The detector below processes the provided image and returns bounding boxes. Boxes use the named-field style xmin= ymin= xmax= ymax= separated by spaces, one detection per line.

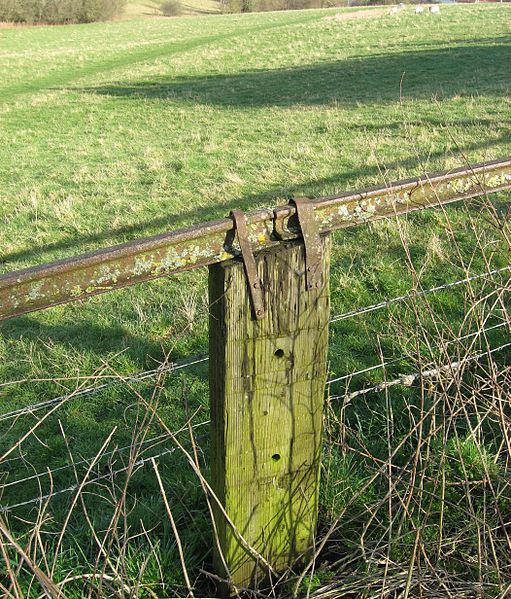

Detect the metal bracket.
xmin=290 ymin=198 xmax=323 ymax=290
xmin=273 ymin=208 xmax=296 ymax=241
xmin=230 ymin=210 xmax=265 ymax=320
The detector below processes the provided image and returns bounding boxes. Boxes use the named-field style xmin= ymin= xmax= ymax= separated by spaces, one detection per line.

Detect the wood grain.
xmin=209 ymin=237 xmax=331 ymax=592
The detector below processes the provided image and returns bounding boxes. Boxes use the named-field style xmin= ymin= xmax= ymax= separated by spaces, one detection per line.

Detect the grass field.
xmin=0 ymin=4 xmax=510 ymax=597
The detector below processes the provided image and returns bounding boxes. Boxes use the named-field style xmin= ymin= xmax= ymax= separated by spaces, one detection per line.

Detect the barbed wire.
xmin=4 ymin=321 xmax=507 ymax=490
xmin=329 ymin=340 xmax=511 ymax=403
xmin=0 ymin=266 xmax=508 ymax=427
xmin=0 ymin=420 xmax=211 ymax=490
xmin=329 ymin=265 xmax=511 ymax=323
xmin=0 ymin=355 xmax=208 ymax=423
xmin=0 ymin=372 xmax=188 ymax=391
xmin=0 ymin=430 xmax=210 ymax=514
xmin=4 ymin=338 xmax=509 ymax=514
xmin=2 ymin=333 xmax=509 ymax=511
xmin=326 ymin=320 xmax=509 ymax=386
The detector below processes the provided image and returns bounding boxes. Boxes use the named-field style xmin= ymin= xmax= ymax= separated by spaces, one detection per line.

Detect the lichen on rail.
xmin=0 ymin=158 xmax=510 ymax=321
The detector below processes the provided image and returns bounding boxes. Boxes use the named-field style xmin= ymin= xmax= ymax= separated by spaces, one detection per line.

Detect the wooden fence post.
xmin=209 ymin=235 xmax=331 ymax=593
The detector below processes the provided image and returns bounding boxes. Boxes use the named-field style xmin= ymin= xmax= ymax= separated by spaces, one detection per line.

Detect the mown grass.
xmin=0 ymin=4 xmax=510 ymax=596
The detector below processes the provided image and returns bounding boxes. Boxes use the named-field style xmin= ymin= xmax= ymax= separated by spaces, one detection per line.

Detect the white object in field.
xmin=388 ymin=6 xmax=400 ymax=14
xmin=415 ymin=5 xmax=424 ymax=13
xmin=430 ymin=5 xmax=440 ymax=13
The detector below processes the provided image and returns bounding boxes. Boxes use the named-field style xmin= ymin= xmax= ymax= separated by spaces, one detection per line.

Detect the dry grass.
xmin=1 ymin=185 xmax=510 ymax=597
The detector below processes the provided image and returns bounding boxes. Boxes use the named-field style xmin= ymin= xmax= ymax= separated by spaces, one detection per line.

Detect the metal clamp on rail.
xmin=230 ymin=209 xmax=265 ymax=320
xmin=275 ymin=198 xmax=323 ymax=291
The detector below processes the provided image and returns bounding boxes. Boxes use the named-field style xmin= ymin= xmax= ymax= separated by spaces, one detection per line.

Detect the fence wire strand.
xmin=1 ymin=420 xmax=211 ymax=490
xmin=329 ymin=265 xmax=511 ymax=323
xmin=330 ymin=340 xmax=511 ymax=403
xmin=326 ymin=320 xmax=509 ymax=386
xmin=0 ymin=427 xmax=210 ymax=514
xmin=0 ymin=355 xmax=208 ymax=423
xmin=0 ymin=265 xmax=508 ymax=425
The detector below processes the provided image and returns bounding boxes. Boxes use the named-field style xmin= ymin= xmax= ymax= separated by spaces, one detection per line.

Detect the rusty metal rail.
xmin=1 ymin=158 xmax=510 ymax=322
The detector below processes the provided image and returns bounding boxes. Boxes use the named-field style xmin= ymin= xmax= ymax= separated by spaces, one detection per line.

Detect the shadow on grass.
xmin=0 ymin=316 xmax=164 ymax=366
xmin=1 ymin=42 xmax=509 ymax=272
xmin=81 ymin=42 xmax=511 ymax=107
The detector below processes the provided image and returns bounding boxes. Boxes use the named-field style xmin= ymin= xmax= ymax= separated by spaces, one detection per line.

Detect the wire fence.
xmin=1 ymin=262 xmax=509 ymax=515
xmin=1 ymin=265 xmax=508 ymax=424
xmin=329 ymin=265 xmax=511 ymax=323
xmin=0 ymin=429 xmax=210 ymax=514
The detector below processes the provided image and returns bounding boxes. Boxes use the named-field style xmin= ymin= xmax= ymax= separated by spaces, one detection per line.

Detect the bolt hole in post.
xmin=272 ymin=454 xmax=281 ymax=462
xmin=274 ymin=349 xmax=285 ymax=358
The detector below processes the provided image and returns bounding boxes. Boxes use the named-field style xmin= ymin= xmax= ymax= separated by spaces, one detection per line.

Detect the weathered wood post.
xmin=209 ymin=206 xmax=331 ymax=593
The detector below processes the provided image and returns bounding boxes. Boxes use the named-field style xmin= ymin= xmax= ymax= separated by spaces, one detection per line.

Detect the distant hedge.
xmin=0 ymin=0 xmax=126 ymax=24
xmin=160 ymin=0 xmax=183 ymax=15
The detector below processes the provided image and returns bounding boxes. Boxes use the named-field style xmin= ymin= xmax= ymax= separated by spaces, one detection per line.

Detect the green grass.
xmin=0 ymin=4 xmax=510 ymax=596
